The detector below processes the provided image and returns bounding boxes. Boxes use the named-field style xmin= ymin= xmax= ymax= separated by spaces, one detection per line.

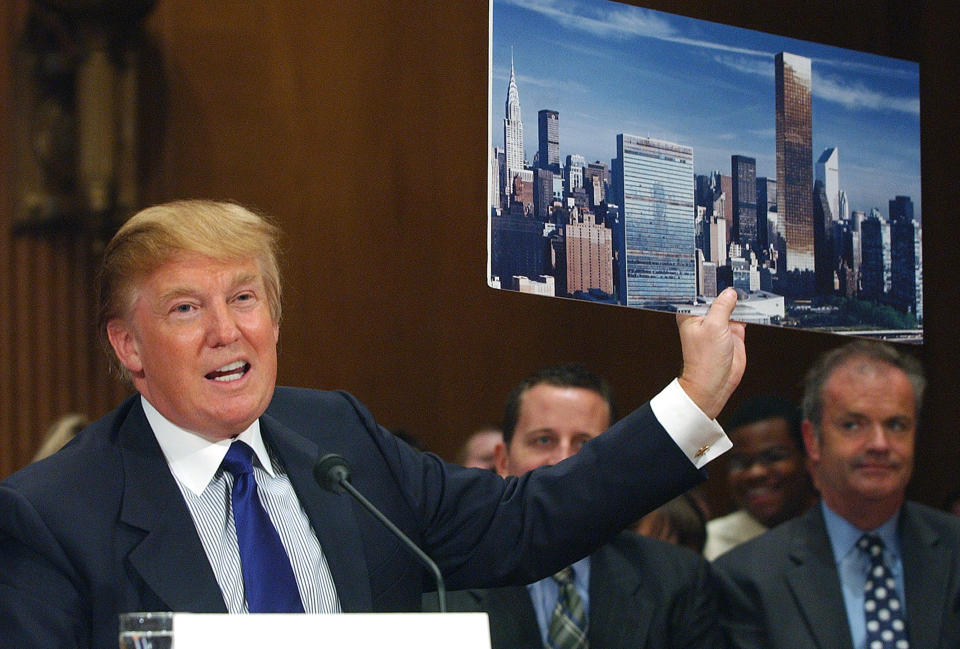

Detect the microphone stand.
xmin=314 ymin=454 xmax=447 ymax=613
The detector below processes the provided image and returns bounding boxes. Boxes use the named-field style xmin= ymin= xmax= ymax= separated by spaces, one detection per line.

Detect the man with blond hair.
xmin=0 ymin=199 xmax=746 ymax=649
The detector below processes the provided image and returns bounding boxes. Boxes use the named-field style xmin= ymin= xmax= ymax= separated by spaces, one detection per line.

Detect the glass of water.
xmin=118 ymin=611 xmax=173 ymax=649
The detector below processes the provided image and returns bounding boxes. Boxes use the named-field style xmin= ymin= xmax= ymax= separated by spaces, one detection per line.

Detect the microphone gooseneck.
xmin=313 ymin=453 xmax=447 ymax=613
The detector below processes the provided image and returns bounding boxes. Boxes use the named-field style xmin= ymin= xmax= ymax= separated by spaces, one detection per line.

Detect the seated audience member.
xmin=633 ymin=492 xmax=709 ymax=554
xmin=713 ymin=340 xmax=960 ymax=649
xmin=431 ymin=363 xmax=725 ymax=649
xmin=703 ymin=394 xmax=817 ymax=560
xmin=456 ymin=426 xmax=503 ymax=470
xmin=31 ymin=413 xmax=89 ymax=463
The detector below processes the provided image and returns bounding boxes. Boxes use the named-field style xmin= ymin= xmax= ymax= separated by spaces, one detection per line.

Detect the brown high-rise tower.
xmin=775 ymin=52 xmax=814 ymax=275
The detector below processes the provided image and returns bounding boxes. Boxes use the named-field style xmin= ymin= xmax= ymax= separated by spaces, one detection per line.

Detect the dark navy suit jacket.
xmin=0 ymin=387 xmax=704 ymax=649
xmin=430 ymin=532 xmax=726 ymax=649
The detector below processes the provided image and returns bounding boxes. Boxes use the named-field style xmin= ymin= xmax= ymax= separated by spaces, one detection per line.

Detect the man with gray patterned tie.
xmin=713 ymin=340 xmax=960 ymax=649
xmin=434 ymin=363 xmax=725 ymax=649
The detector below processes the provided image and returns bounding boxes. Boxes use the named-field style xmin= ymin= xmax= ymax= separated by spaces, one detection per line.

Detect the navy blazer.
xmin=0 ymin=387 xmax=704 ymax=649
xmin=713 ymin=501 xmax=960 ymax=649
xmin=432 ymin=532 xmax=726 ymax=649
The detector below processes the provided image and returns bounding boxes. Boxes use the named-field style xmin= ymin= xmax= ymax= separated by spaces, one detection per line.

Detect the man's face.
xmin=107 ymin=253 xmax=280 ymax=441
xmin=463 ymin=430 xmax=503 ymax=470
xmin=495 ymin=384 xmax=610 ymax=476
xmin=804 ymin=358 xmax=915 ymax=520
xmin=726 ymin=417 xmax=813 ymax=527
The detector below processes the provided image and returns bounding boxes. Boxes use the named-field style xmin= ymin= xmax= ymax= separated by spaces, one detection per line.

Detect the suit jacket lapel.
xmin=118 ymin=400 xmax=226 ymax=612
xmin=900 ymin=503 xmax=948 ymax=648
xmin=588 ymin=547 xmax=650 ymax=649
xmin=784 ymin=507 xmax=854 ymax=649
xmin=481 ymin=586 xmax=543 ymax=649
xmin=260 ymin=413 xmax=372 ymax=612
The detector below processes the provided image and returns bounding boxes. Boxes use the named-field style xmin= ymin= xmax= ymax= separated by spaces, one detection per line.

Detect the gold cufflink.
xmin=694 ymin=445 xmax=710 ymax=458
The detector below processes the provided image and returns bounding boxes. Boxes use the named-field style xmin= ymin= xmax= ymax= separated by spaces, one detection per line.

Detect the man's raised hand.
xmin=676 ymin=288 xmax=747 ymax=419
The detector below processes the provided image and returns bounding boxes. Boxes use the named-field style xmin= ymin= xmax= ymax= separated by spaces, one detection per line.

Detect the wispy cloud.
xmin=813 ymin=74 xmax=920 ymax=115
xmin=713 ymin=54 xmax=773 ymax=79
xmin=500 ymin=0 xmax=773 ymax=56
xmin=499 ymin=0 xmax=676 ymax=39
xmin=749 ymin=127 xmax=776 ymax=139
xmin=710 ymin=54 xmax=919 ymax=116
xmin=493 ymin=68 xmax=590 ymax=96
xmin=813 ymin=55 xmax=918 ymax=81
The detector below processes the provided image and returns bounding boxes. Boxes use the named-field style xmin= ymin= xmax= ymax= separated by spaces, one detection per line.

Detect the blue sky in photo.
xmin=490 ymin=0 xmax=922 ymax=218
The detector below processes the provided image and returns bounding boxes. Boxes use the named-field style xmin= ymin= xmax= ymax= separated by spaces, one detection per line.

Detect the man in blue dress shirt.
xmin=714 ymin=340 xmax=960 ymax=649
xmin=435 ymin=363 xmax=725 ymax=649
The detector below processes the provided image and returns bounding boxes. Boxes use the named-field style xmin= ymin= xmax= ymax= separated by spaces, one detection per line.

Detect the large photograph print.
xmin=487 ymin=0 xmax=923 ymax=343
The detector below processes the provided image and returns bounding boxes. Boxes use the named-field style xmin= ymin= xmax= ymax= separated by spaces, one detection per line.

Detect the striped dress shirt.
xmin=142 ymin=396 xmax=341 ymax=614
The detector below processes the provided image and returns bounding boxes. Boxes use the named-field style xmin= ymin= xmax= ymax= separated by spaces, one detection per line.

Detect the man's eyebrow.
xmin=885 ymin=414 xmax=914 ymax=423
xmin=156 ymin=286 xmax=199 ymax=304
xmin=231 ymin=271 xmax=260 ymax=286
xmin=155 ymin=272 xmax=261 ymax=304
xmin=521 ymin=427 xmax=555 ymax=436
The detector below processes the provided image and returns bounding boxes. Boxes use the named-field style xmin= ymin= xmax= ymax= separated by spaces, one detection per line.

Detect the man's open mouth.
xmin=205 ymin=361 xmax=250 ymax=382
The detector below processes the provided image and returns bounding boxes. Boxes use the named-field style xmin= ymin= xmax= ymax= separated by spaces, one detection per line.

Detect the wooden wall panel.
xmin=1 ymin=0 xmax=958 ymax=518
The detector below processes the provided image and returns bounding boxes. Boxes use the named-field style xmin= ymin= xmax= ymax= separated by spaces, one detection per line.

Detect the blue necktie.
xmin=858 ymin=534 xmax=909 ymax=649
xmin=221 ymin=441 xmax=304 ymax=613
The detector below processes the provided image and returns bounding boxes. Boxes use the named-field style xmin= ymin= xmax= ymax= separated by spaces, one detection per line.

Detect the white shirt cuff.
xmin=649 ymin=378 xmax=732 ymax=469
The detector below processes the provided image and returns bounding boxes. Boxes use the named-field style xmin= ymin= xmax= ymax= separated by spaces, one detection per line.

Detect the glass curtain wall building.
xmin=615 ymin=133 xmax=696 ymax=306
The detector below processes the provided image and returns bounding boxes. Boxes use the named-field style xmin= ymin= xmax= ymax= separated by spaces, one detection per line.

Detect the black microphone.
xmin=313 ymin=453 xmax=447 ymax=613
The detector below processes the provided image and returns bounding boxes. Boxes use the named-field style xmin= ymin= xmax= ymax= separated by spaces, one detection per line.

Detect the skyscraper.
xmin=731 ymin=155 xmax=758 ymax=253
xmin=913 ymin=223 xmax=923 ymax=324
xmin=538 ymin=109 xmax=560 ymax=173
xmin=503 ymin=53 xmax=524 ymax=195
xmin=813 ymin=179 xmax=835 ymax=295
xmin=775 ymin=52 xmax=814 ymax=279
xmin=560 ymin=217 xmax=614 ymax=297
xmin=860 ymin=215 xmax=884 ymax=301
xmin=889 ymin=195 xmax=914 ymax=224
xmin=533 ymin=167 xmax=554 ymax=219
xmin=583 ymin=162 xmax=609 ymax=205
xmin=564 ymin=154 xmax=586 ymax=195
xmin=889 ymin=195 xmax=919 ymax=316
xmin=490 ymin=212 xmax=549 ymax=288
xmin=615 ymin=133 xmax=696 ymax=306
xmin=490 ymin=147 xmax=502 ymax=211
xmin=720 ymin=174 xmax=734 ymax=253
xmin=756 ymin=176 xmax=777 ymax=252
xmin=816 ymin=147 xmax=840 ymax=223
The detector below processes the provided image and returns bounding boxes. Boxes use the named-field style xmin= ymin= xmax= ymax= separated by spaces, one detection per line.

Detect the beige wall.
xmin=1 ymin=0 xmax=957 ymax=515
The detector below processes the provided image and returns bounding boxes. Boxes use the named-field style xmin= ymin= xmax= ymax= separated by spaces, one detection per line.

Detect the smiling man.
xmin=703 ymin=395 xmax=817 ymax=560
xmin=714 ymin=340 xmax=960 ymax=649
xmin=0 ymin=200 xmax=746 ymax=649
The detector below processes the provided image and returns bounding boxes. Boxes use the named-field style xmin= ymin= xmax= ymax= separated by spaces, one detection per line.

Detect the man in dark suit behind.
xmin=432 ymin=364 xmax=725 ymax=649
xmin=713 ymin=340 xmax=960 ymax=649
xmin=0 ymin=200 xmax=745 ymax=649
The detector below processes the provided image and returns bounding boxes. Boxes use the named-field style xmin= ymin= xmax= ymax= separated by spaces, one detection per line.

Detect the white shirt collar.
xmin=140 ymin=395 xmax=275 ymax=496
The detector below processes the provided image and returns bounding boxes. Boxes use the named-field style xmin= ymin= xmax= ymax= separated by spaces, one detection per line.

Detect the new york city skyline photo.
xmin=487 ymin=0 xmax=923 ymax=341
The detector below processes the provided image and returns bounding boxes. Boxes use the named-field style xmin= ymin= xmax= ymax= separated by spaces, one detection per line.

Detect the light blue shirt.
xmin=527 ymin=556 xmax=591 ymax=645
xmin=822 ymin=502 xmax=905 ymax=649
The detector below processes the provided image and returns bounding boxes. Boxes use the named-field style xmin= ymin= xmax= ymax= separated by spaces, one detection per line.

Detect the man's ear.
xmin=106 ymin=320 xmax=144 ymax=375
xmin=493 ymin=441 xmax=510 ymax=478
xmin=801 ymin=420 xmax=820 ymax=463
